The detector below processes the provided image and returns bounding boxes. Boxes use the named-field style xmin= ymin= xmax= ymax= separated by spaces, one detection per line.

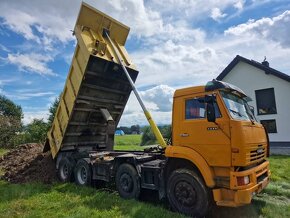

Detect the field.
xmin=114 ymin=135 xmax=144 ymax=150
xmin=0 ymin=135 xmax=289 ymax=217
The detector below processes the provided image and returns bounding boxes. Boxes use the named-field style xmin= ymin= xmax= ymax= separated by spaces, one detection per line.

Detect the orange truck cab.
xmin=166 ymin=79 xmax=270 ymax=207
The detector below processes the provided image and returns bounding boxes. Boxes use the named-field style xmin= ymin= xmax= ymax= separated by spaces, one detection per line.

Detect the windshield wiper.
xmin=230 ymin=109 xmax=255 ymax=124
xmin=245 ymin=110 xmax=255 ymax=124
xmin=229 ymin=109 xmax=243 ymax=117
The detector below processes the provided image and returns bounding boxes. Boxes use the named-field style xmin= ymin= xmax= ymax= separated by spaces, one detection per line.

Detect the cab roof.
xmin=174 ymin=80 xmax=250 ymax=99
xmin=174 ymin=85 xmax=205 ymax=98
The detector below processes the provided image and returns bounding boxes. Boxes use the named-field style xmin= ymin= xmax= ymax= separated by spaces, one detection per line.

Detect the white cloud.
xmin=145 ymin=0 xmax=243 ymax=21
xmin=92 ymin=0 xmax=163 ymax=37
xmin=234 ymin=0 xmax=245 ymax=10
xmin=140 ymin=85 xmax=175 ymax=112
xmin=22 ymin=110 xmax=49 ymax=125
xmin=7 ymin=53 xmax=55 ymax=76
xmin=5 ymin=90 xmax=54 ymax=100
xmin=211 ymin=8 xmax=227 ymax=21
xmin=0 ymin=44 xmax=10 ymax=52
xmin=0 ymin=0 xmax=77 ymax=46
xmin=119 ymin=85 xmax=175 ymax=126
xmin=225 ymin=10 xmax=290 ymax=48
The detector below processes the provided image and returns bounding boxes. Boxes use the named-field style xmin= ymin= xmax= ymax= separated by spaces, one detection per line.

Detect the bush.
xmin=0 ymin=95 xmax=23 ymax=148
xmin=18 ymin=119 xmax=49 ymax=144
xmin=0 ymin=116 xmax=22 ymax=148
xmin=141 ymin=125 xmax=172 ymax=146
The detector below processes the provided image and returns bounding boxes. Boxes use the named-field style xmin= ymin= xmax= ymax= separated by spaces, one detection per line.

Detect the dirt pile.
xmin=0 ymin=143 xmax=57 ymax=183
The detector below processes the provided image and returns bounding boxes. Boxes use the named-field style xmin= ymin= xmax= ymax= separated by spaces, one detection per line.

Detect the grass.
xmin=114 ymin=135 xmax=157 ymax=151
xmin=0 ymin=148 xmax=9 ymax=176
xmin=0 ymin=148 xmax=9 ymax=157
xmin=0 ymin=181 xmax=184 ymax=218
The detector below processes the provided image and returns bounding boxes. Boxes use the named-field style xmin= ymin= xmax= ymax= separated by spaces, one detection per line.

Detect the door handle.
xmin=180 ymin=133 xmax=189 ymax=137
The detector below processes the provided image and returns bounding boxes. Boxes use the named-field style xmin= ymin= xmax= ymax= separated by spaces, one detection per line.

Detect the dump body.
xmin=46 ymin=3 xmax=138 ymax=158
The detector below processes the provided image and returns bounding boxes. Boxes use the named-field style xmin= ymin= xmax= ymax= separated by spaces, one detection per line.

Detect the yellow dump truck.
xmin=45 ymin=3 xmax=270 ymax=217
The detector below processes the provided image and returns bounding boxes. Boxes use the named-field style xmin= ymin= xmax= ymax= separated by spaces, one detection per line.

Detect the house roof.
xmin=216 ymin=55 xmax=290 ymax=82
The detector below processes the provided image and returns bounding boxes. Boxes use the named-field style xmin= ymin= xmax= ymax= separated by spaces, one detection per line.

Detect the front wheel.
xmin=167 ymin=169 xmax=210 ymax=217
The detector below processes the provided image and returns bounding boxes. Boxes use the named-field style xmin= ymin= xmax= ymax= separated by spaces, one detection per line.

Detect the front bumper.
xmin=213 ymin=160 xmax=270 ymax=207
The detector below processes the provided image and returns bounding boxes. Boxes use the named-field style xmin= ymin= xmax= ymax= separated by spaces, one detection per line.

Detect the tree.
xmin=0 ymin=95 xmax=22 ymax=119
xmin=0 ymin=116 xmax=22 ymax=147
xmin=141 ymin=125 xmax=172 ymax=146
xmin=0 ymin=95 xmax=23 ymax=147
xmin=24 ymin=119 xmax=49 ymax=143
xmin=140 ymin=126 xmax=156 ymax=145
xmin=48 ymin=96 xmax=60 ymax=127
xmin=130 ymin=125 xmax=140 ymax=134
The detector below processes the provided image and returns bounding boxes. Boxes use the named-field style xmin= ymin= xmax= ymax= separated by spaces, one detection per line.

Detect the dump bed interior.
xmin=46 ymin=3 xmax=138 ymax=158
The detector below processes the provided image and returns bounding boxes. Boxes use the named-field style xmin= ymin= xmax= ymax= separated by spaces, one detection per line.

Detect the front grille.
xmin=246 ymin=144 xmax=266 ymax=164
xmin=257 ymin=171 xmax=268 ymax=183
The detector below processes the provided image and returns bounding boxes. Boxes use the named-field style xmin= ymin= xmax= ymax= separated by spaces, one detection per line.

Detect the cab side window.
xmin=185 ymin=97 xmax=221 ymax=120
xmin=185 ymin=98 xmax=205 ymax=119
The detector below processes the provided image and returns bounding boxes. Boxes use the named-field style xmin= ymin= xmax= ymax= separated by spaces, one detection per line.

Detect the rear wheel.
xmin=74 ymin=159 xmax=91 ymax=186
xmin=116 ymin=163 xmax=140 ymax=199
xmin=57 ymin=157 xmax=74 ymax=182
xmin=167 ymin=169 xmax=210 ymax=217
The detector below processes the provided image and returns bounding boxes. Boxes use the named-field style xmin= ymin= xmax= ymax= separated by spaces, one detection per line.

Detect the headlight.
xmin=237 ymin=176 xmax=250 ymax=186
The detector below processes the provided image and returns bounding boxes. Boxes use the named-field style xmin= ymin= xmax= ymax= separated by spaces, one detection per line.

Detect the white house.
xmin=217 ymin=55 xmax=290 ymax=148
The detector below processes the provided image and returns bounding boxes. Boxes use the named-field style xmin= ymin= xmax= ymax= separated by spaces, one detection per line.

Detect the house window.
xmin=260 ymin=119 xmax=277 ymax=133
xmin=255 ymin=88 xmax=277 ymax=115
xmin=185 ymin=97 xmax=221 ymax=120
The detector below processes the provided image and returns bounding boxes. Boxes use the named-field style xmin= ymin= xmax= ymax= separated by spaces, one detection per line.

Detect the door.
xmin=177 ymin=95 xmax=231 ymax=166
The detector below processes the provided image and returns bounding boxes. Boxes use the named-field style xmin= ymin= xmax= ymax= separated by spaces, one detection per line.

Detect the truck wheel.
xmin=167 ymin=169 xmax=209 ymax=217
xmin=74 ymin=159 xmax=91 ymax=186
xmin=116 ymin=163 xmax=140 ymax=199
xmin=57 ymin=157 xmax=74 ymax=182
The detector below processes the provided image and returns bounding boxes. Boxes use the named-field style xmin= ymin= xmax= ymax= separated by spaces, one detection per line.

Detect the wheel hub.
xmin=63 ymin=164 xmax=68 ymax=176
xmin=120 ymin=173 xmax=133 ymax=192
xmin=80 ymin=166 xmax=87 ymax=182
xmin=175 ymin=181 xmax=196 ymax=207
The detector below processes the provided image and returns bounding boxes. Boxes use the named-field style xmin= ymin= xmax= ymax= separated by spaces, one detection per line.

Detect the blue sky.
xmin=0 ymin=0 xmax=290 ymax=126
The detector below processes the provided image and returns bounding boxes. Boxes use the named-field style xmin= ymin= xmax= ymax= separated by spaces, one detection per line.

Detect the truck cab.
xmin=166 ymin=79 xmax=270 ymax=207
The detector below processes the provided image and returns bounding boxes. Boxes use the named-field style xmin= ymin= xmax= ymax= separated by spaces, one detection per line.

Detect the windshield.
xmin=220 ymin=91 xmax=256 ymax=122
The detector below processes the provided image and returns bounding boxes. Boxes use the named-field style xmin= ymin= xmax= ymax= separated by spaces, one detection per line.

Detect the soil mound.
xmin=0 ymin=143 xmax=57 ymax=184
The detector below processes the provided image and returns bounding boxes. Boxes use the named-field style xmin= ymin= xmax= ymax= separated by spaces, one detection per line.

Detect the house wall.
xmin=221 ymin=62 xmax=290 ymax=144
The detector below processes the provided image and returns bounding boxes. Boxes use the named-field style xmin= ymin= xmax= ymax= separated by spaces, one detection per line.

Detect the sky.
xmin=0 ymin=0 xmax=290 ymax=126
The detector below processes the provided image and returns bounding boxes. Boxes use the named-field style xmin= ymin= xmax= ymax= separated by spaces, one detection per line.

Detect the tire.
xmin=74 ymin=159 xmax=92 ymax=186
xmin=116 ymin=163 xmax=140 ymax=199
xmin=167 ymin=169 xmax=210 ymax=217
xmin=57 ymin=157 xmax=74 ymax=182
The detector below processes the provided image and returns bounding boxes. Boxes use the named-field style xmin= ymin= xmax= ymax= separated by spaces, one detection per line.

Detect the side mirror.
xmin=206 ymin=102 xmax=216 ymax=123
xmin=205 ymin=95 xmax=216 ymax=123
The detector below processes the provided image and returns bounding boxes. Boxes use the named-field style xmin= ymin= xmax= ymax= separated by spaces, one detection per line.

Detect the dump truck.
xmin=45 ymin=3 xmax=270 ymax=217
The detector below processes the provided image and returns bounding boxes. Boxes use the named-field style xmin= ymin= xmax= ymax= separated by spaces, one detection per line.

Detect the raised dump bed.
xmin=45 ymin=3 xmax=138 ymax=158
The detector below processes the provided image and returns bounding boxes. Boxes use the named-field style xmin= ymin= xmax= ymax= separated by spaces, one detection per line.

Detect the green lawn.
xmin=0 ymin=180 xmax=185 ymax=218
xmin=114 ymin=134 xmax=157 ymax=151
